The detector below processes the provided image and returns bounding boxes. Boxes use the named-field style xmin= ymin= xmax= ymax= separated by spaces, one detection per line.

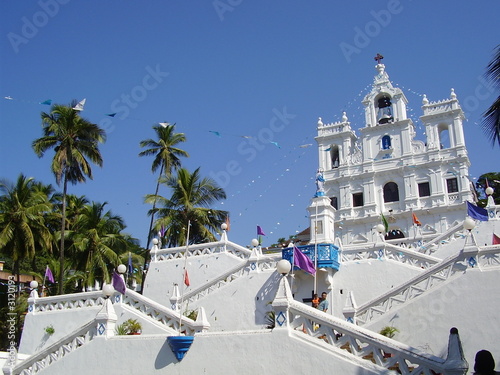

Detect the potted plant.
xmin=123 ymin=319 xmax=142 ymax=335
xmin=379 ymin=325 xmax=399 ymax=338
xmin=45 ymin=325 xmax=55 ymax=335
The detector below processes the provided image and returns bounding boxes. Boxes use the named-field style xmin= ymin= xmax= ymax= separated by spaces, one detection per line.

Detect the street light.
xmin=221 ymin=223 xmax=228 ymax=231
xmin=251 ymin=238 xmax=259 ymax=247
xmin=102 ymin=284 xmax=115 ymax=298
xmin=117 ymin=264 xmax=127 ymax=275
xmin=376 ymin=224 xmax=385 ymax=234
xmin=463 ymin=217 xmax=475 ymax=231
xmin=276 ymin=259 xmax=291 ymax=275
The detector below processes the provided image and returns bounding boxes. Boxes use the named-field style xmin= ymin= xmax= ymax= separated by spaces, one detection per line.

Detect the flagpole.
xmin=178 ymin=220 xmax=191 ymax=335
xmin=42 ymin=265 xmax=48 ymax=297
xmin=314 ymin=203 xmax=318 ymax=295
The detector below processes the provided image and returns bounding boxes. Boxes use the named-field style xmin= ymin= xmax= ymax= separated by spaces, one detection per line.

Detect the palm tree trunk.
xmin=140 ymin=163 xmax=163 ymax=294
xmin=58 ymin=174 xmax=68 ymax=295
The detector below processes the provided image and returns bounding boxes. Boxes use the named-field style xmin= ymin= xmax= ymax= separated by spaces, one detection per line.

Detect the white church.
xmin=3 ymin=59 xmax=500 ymax=374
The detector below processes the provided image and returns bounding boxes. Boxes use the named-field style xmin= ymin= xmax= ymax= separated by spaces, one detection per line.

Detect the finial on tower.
xmin=374 ymin=53 xmax=384 ymax=64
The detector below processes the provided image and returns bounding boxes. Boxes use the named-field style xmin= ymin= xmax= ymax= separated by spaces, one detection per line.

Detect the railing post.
xmin=442 ymin=327 xmax=468 ymax=375
xmin=272 ymin=275 xmax=293 ymax=330
xmin=95 ymin=297 xmax=117 ymax=338
xmin=342 ymin=291 xmax=357 ymax=324
xmin=192 ymin=307 xmax=211 ymax=332
xmin=249 ymin=247 xmax=261 ymax=273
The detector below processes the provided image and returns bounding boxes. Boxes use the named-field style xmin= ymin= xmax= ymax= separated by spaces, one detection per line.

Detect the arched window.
xmin=383 ymin=182 xmax=399 ymax=202
xmin=438 ymin=124 xmax=450 ymax=149
xmin=330 ymin=145 xmax=340 ymax=169
xmin=381 ymin=135 xmax=392 ymax=150
xmin=376 ymin=94 xmax=393 ymax=124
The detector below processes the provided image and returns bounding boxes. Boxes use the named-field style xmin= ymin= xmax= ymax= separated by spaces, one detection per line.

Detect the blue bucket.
xmin=167 ymin=336 xmax=194 ymax=361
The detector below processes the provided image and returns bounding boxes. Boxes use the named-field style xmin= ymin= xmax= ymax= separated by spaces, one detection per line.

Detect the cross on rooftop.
xmin=374 ymin=53 xmax=384 ymax=64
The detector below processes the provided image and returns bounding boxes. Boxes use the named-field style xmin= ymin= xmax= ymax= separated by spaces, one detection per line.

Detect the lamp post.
xmin=102 ymin=284 xmax=115 ymax=299
xmin=463 ymin=217 xmax=476 ymax=247
xmin=276 ymin=259 xmax=291 ymax=276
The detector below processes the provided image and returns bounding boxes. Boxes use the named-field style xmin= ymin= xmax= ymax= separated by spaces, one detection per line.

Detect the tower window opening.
xmin=330 ymin=197 xmax=338 ymax=210
xmin=330 ymin=145 xmax=340 ymax=169
xmin=353 ymin=192 xmax=364 ymax=207
xmin=383 ymin=182 xmax=399 ymax=202
xmin=446 ymin=178 xmax=458 ymax=193
xmin=418 ymin=182 xmax=431 ymax=197
xmin=438 ymin=124 xmax=450 ymax=149
xmin=381 ymin=135 xmax=392 ymax=150
xmin=376 ymin=94 xmax=393 ymax=124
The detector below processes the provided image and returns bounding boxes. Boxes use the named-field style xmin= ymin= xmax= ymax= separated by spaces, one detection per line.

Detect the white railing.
xmin=152 ymin=240 xmax=252 ymax=262
xmin=285 ymin=300 xmax=464 ymax=374
xmin=122 ymin=289 xmax=203 ymax=335
xmin=354 ymin=249 xmax=469 ymax=326
xmin=5 ymin=321 xmax=96 ymax=375
xmin=172 ymin=255 xmax=280 ymax=305
xmin=340 ymin=243 xmax=441 ymax=270
xmin=28 ymin=291 xmax=106 ymax=313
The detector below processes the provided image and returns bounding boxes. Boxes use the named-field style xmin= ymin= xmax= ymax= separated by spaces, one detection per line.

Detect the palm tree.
xmin=145 ymin=167 xmax=227 ymax=247
xmin=0 ymin=175 xmax=53 ymax=294
xmin=139 ymin=123 xmax=188 ymax=292
xmin=32 ymin=102 xmax=106 ymax=294
xmin=139 ymin=123 xmax=188 ymax=247
xmin=67 ymin=201 xmax=129 ymax=290
xmin=481 ymin=45 xmax=500 ymax=147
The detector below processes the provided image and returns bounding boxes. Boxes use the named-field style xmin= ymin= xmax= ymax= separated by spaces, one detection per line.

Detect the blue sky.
xmin=1 ymin=1 xmax=499 ymax=249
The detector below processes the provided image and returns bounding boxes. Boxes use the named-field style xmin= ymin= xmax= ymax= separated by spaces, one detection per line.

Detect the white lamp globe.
xmin=102 ymin=284 xmax=115 ymax=297
xmin=463 ymin=217 xmax=475 ymax=231
xmin=276 ymin=259 xmax=292 ymax=275
xmin=221 ymin=223 xmax=228 ymax=230
xmin=251 ymin=238 xmax=259 ymax=247
xmin=30 ymin=280 xmax=38 ymax=289
xmin=376 ymin=224 xmax=385 ymax=233
xmin=485 ymin=186 xmax=494 ymax=196
xmin=117 ymin=264 xmax=127 ymax=274
xmin=152 ymin=238 xmax=159 ymax=245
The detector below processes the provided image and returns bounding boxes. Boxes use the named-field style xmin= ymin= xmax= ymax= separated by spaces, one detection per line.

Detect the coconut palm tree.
xmin=0 ymin=175 xmax=53 ymax=294
xmin=139 ymin=123 xmax=188 ymax=247
xmin=67 ymin=201 xmax=130 ymax=290
xmin=145 ymin=167 xmax=227 ymax=247
xmin=32 ymin=102 xmax=106 ymax=294
xmin=481 ymin=45 xmax=500 ymax=147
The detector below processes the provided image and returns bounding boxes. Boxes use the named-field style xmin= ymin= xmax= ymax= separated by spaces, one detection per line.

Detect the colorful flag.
xmin=412 ymin=213 xmax=422 ymax=226
xmin=466 ymin=201 xmax=488 ymax=221
xmin=45 ymin=266 xmax=55 ymax=283
xmin=184 ymin=269 xmax=190 ymax=287
xmin=225 ymin=216 xmax=230 ymax=231
xmin=112 ymin=271 xmax=126 ymax=294
xmin=381 ymin=214 xmax=389 ymax=232
xmin=257 ymin=226 xmax=266 ymax=236
xmin=293 ymin=246 xmax=316 ymax=274
xmin=493 ymin=234 xmax=500 ymax=245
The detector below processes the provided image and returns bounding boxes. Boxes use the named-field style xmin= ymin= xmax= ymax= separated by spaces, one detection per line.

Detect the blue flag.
xmin=467 ymin=201 xmax=488 ymax=221
xmin=128 ymin=252 xmax=133 ymax=274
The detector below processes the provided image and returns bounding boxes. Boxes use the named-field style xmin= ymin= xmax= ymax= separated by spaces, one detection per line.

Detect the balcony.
xmin=282 ymin=244 xmax=340 ymax=271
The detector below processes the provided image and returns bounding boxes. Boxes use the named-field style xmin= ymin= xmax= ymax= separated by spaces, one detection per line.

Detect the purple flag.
xmin=467 ymin=201 xmax=488 ymax=221
xmin=257 ymin=226 xmax=266 ymax=236
xmin=45 ymin=266 xmax=55 ymax=283
xmin=112 ymin=271 xmax=126 ymax=294
xmin=293 ymin=246 xmax=316 ymax=274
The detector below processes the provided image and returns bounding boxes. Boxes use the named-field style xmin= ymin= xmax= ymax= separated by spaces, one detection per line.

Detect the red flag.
xmin=412 ymin=213 xmax=422 ymax=226
xmin=493 ymin=234 xmax=500 ymax=245
xmin=184 ymin=269 xmax=190 ymax=286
